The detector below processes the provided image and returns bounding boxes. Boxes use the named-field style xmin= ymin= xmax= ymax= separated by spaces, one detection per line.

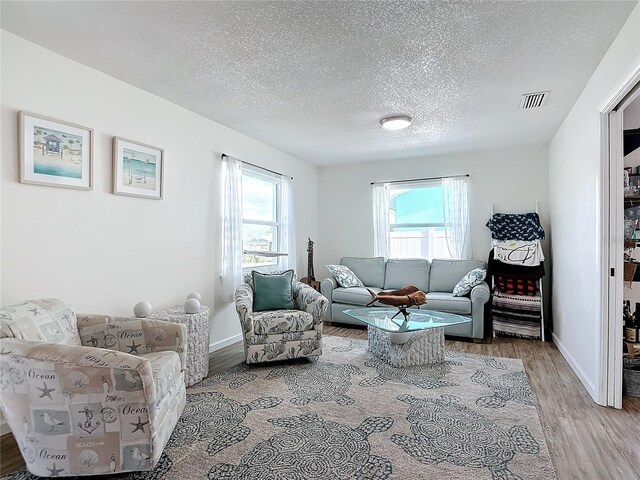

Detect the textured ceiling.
xmin=1 ymin=1 xmax=636 ymax=166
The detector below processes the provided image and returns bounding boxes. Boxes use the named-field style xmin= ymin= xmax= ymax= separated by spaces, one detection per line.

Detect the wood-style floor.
xmin=1 ymin=325 xmax=639 ymax=479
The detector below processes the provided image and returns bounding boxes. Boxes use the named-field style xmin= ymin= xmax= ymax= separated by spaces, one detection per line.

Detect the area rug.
xmin=3 ymin=335 xmax=556 ymax=479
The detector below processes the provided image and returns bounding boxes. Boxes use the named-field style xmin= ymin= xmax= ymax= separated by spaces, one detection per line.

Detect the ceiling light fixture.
xmin=380 ymin=115 xmax=412 ymax=130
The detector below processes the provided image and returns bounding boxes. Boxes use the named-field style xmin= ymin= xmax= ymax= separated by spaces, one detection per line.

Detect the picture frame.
xmin=113 ymin=137 xmax=164 ymax=200
xmin=19 ymin=111 xmax=93 ymax=190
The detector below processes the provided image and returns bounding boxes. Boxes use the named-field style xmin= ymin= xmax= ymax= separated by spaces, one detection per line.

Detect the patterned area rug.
xmin=4 ymin=336 xmax=556 ymax=479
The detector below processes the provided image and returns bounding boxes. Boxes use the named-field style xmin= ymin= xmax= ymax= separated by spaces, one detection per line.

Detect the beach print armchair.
xmin=0 ymin=298 xmax=187 ymax=477
xmin=235 ymin=280 xmax=328 ymax=363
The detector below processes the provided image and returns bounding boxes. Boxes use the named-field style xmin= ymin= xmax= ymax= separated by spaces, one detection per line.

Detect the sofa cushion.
xmin=429 ymin=259 xmax=486 ymax=293
xmin=341 ymin=257 xmax=385 ymax=288
xmin=422 ymin=292 xmax=472 ymax=315
xmin=253 ymin=310 xmax=314 ymax=335
xmin=0 ymin=298 xmax=81 ymax=346
xmin=384 ymin=258 xmax=430 ymax=292
xmin=332 ymin=287 xmax=382 ymax=306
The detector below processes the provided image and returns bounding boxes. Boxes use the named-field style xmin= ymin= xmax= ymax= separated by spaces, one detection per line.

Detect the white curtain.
xmin=442 ymin=176 xmax=471 ymax=259
xmin=372 ymin=182 xmax=390 ymax=258
xmin=220 ymin=155 xmax=243 ymax=302
xmin=278 ymin=176 xmax=297 ymax=272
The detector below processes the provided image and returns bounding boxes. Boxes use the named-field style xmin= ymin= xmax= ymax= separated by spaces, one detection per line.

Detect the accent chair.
xmin=234 ymin=280 xmax=328 ymax=363
xmin=0 ymin=298 xmax=186 ymax=477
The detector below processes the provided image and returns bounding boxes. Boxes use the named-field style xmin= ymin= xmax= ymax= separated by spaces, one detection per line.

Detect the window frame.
xmin=241 ymin=166 xmax=283 ymax=270
xmin=387 ymin=179 xmax=450 ymax=260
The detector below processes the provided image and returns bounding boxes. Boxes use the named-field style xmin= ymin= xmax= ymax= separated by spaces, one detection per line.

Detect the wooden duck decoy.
xmin=376 ymin=285 xmax=420 ymax=297
xmin=364 ymin=285 xmax=427 ymax=322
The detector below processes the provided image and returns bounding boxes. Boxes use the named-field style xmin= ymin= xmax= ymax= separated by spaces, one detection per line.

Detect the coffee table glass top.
xmin=343 ymin=308 xmax=471 ymax=333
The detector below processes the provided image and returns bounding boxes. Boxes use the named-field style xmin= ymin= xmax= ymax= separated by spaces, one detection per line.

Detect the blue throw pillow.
xmin=252 ymin=269 xmax=295 ymax=312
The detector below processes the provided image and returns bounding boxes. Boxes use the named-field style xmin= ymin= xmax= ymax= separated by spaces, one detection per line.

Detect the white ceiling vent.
xmin=519 ymin=91 xmax=549 ymax=110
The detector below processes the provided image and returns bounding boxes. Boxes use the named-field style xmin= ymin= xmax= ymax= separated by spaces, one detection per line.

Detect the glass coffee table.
xmin=343 ymin=308 xmax=471 ymax=367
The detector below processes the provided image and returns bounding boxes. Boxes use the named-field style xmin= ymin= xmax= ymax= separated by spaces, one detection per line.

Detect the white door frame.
xmin=599 ymin=64 xmax=640 ymax=408
xmin=604 ymin=108 xmax=623 ymax=408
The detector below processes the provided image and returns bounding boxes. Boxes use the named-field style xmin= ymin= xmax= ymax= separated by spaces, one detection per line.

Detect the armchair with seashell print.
xmin=0 ymin=299 xmax=186 ymax=477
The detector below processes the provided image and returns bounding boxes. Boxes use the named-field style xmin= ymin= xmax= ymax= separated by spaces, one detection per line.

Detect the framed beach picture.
xmin=19 ymin=112 xmax=93 ymax=189
xmin=113 ymin=137 xmax=164 ymax=199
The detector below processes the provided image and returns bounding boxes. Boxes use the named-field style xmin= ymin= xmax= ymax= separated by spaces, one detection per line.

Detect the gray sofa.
xmin=320 ymin=257 xmax=490 ymax=340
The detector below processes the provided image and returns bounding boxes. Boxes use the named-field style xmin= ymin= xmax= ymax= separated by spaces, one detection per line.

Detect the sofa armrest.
xmin=470 ymin=282 xmax=491 ymax=339
xmin=470 ymin=282 xmax=491 ymax=305
xmin=320 ymin=277 xmax=337 ymax=302
xmin=76 ymin=314 xmax=187 ymax=370
xmin=235 ymin=283 xmax=255 ymax=337
xmin=0 ymin=338 xmax=157 ymax=476
xmin=293 ymin=281 xmax=329 ymax=327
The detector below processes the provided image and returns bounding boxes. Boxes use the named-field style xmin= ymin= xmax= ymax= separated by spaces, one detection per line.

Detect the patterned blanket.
xmin=491 ymin=288 xmax=542 ymax=339
xmin=493 ymin=239 xmax=544 ymax=266
xmin=486 ymin=213 xmax=545 ymax=241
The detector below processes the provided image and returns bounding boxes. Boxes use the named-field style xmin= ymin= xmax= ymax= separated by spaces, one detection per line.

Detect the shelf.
xmin=624 ymin=197 xmax=640 ymax=209
xmin=623 ymin=261 xmax=640 ymax=282
xmin=243 ymin=250 xmax=288 ymax=257
xmin=625 ymin=341 xmax=640 ymax=359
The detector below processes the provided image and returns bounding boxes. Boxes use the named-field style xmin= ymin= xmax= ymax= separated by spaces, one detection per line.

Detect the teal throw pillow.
xmin=252 ymin=269 xmax=295 ymax=312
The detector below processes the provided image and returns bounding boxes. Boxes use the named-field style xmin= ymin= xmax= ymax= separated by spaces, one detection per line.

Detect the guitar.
xmin=300 ymin=238 xmax=320 ymax=291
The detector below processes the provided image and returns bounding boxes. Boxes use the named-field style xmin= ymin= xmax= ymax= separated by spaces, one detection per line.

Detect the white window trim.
xmin=390 ymin=222 xmax=445 ymax=229
xmin=388 ymin=178 xmax=445 ymax=232
xmin=387 ymin=179 xmax=450 ymax=260
xmin=241 ymin=166 xmax=284 ymax=270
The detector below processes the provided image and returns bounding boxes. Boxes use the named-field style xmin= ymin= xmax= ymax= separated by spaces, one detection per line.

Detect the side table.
xmin=151 ymin=305 xmax=211 ymax=386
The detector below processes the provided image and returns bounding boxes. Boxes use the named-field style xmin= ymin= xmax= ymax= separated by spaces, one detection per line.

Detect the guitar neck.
xmin=307 ymin=251 xmax=315 ymax=280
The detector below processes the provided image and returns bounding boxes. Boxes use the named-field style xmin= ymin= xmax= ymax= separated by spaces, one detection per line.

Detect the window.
xmin=241 ymin=168 xmax=282 ymax=268
xmin=388 ymin=180 xmax=451 ymax=260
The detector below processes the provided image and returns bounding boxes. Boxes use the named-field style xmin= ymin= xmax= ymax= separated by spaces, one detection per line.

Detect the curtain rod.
xmin=221 ymin=153 xmax=293 ymax=180
xmin=370 ymin=174 xmax=469 ymax=185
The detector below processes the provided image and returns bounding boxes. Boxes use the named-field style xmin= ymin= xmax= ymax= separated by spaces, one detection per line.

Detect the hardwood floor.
xmin=1 ymin=325 xmax=639 ymax=479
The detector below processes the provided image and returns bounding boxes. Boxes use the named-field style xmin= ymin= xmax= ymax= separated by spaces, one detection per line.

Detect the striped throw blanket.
xmin=492 ymin=288 xmax=542 ymax=339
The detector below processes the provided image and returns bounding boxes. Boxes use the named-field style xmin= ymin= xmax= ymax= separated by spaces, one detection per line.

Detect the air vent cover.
xmin=519 ymin=91 xmax=549 ymax=109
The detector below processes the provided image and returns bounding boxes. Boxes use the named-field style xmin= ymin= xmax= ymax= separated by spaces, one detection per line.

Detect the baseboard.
xmin=552 ymin=332 xmax=599 ymax=402
xmin=1 ymin=421 xmax=11 ymax=436
xmin=209 ymin=334 xmax=242 ymax=353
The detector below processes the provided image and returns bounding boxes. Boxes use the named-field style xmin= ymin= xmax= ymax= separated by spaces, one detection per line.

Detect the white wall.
xmin=624 ymin=94 xmax=640 ymax=168
xmin=316 ymin=144 xmax=550 ymax=277
xmin=624 ymin=93 xmax=640 ymax=129
xmin=548 ymin=5 xmax=640 ymax=403
xmin=0 ymin=31 xmax=318 ymax=349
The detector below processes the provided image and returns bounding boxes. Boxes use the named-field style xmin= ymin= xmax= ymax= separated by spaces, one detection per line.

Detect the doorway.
xmin=604 ymin=74 xmax=640 ymax=409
